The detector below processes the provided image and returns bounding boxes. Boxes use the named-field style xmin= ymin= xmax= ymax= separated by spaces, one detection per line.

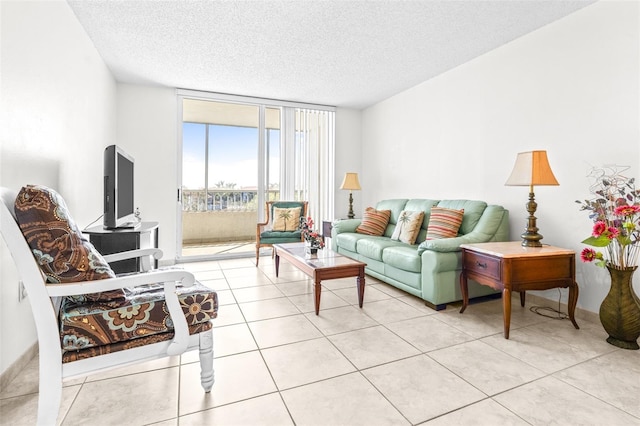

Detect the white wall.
xmin=334 ymin=108 xmax=363 ymax=220
xmin=362 ymin=1 xmax=639 ymax=314
xmin=116 ymin=85 xmax=179 ymax=262
xmin=0 ymin=0 xmax=117 ymax=375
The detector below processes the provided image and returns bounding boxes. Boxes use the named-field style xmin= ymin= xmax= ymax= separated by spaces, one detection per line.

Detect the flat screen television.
xmin=103 ymin=145 xmax=137 ymax=229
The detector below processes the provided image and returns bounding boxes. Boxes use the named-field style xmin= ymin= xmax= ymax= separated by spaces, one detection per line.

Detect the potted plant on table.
xmin=577 ymin=165 xmax=640 ymax=349
xmin=300 ymin=216 xmax=325 ymax=256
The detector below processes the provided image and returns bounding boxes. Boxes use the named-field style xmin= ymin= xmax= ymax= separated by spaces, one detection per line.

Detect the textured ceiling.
xmin=67 ymin=0 xmax=595 ymax=109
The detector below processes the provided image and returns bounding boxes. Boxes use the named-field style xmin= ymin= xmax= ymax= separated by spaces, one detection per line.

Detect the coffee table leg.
xmin=357 ymin=269 xmax=365 ymax=308
xmin=314 ymin=277 xmax=321 ymax=315
xmin=275 ymin=252 xmax=280 ymax=277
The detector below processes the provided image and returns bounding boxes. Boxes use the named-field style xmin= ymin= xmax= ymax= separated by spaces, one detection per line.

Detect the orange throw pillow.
xmin=426 ymin=207 xmax=464 ymax=239
xmin=356 ymin=207 xmax=391 ymax=236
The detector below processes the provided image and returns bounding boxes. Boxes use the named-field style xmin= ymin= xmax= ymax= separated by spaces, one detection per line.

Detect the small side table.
xmin=322 ymin=220 xmax=333 ymax=241
xmin=459 ymin=241 xmax=580 ymax=339
xmin=84 ymin=222 xmax=159 ymax=274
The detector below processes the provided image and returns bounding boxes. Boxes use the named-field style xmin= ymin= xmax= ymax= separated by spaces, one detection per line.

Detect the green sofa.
xmin=331 ymin=199 xmax=509 ymax=310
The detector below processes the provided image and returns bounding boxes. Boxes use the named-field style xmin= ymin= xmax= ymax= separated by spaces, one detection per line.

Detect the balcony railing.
xmin=182 ymin=189 xmax=280 ymax=245
xmin=182 ymin=189 xmax=264 ymax=212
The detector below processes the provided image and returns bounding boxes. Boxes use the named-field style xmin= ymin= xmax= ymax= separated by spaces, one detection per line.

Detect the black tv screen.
xmin=104 ymin=145 xmax=136 ymax=229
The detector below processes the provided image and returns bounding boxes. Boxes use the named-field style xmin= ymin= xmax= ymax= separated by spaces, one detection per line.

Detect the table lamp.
xmin=340 ymin=172 xmax=361 ymax=219
xmin=505 ymin=150 xmax=559 ymax=247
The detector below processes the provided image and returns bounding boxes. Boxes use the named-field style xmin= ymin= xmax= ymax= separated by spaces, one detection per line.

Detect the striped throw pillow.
xmin=426 ymin=207 xmax=464 ymax=239
xmin=356 ymin=207 xmax=391 ymax=236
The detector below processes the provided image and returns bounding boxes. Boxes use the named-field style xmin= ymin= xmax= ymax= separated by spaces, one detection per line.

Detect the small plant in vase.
xmin=576 ymin=165 xmax=640 ymax=349
xmin=300 ymin=216 xmax=325 ymax=255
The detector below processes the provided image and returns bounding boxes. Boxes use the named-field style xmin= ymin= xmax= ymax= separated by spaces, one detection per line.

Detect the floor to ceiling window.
xmin=177 ymin=91 xmax=335 ymax=260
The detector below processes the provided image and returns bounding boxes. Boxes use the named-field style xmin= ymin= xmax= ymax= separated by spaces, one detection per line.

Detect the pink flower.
xmin=592 ymin=221 xmax=607 ymax=237
xmin=614 ymin=204 xmax=640 ymax=217
xmin=607 ymin=227 xmax=620 ymax=239
xmin=580 ymin=248 xmax=597 ymax=262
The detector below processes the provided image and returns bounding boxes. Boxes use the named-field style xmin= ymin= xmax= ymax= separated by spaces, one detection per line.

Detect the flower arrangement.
xmin=576 ymin=165 xmax=640 ymax=269
xmin=300 ymin=216 xmax=325 ymax=249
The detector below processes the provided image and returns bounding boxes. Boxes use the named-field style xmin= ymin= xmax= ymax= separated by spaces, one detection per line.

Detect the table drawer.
xmin=463 ymin=251 xmax=501 ymax=281
xmin=511 ymin=256 xmax=572 ymax=282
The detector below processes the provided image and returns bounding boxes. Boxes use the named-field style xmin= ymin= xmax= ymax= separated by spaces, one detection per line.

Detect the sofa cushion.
xmin=272 ymin=207 xmax=301 ymax=231
xmin=426 ymin=207 xmax=464 ymax=239
xmin=391 ymin=210 xmax=424 ymax=244
xmin=382 ymin=246 xmax=422 ymax=273
xmin=356 ymin=207 xmax=391 ymax=236
xmin=14 ymin=185 xmax=122 ymax=302
xmin=356 ymin=237 xmax=405 ymax=261
xmin=334 ymin=232 xmax=370 ymax=252
xmin=437 ymin=200 xmax=487 ymax=234
xmin=259 ymin=230 xmax=302 ymax=244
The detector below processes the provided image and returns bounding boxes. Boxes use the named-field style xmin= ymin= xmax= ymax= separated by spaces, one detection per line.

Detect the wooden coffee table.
xmin=273 ymin=242 xmax=367 ymax=315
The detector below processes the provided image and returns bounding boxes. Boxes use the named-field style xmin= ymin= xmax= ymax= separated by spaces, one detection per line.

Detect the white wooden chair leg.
xmin=198 ymin=329 xmax=214 ymax=392
xmin=37 ymin=357 xmax=62 ymax=425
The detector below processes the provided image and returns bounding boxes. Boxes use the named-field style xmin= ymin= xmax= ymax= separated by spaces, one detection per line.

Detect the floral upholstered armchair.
xmin=0 ymin=185 xmax=218 ymax=425
xmin=255 ymin=200 xmax=308 ymax=266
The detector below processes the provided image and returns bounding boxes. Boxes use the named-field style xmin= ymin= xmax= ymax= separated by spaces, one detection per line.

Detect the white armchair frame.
xmin=0 ymin=188 xmax=214 ymax=425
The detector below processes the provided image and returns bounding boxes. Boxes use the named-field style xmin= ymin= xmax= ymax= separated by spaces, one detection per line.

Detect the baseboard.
xmin=0 ymin=342 xmax=38 ymax=393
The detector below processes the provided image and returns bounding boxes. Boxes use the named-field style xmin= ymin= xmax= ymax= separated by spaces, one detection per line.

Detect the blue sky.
xmin=182 ymin=123 xmax=279 ymax=189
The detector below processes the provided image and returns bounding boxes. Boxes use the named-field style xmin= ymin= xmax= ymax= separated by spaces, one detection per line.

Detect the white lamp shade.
xmin=340 ymin=173 xmax=361 ymax=191
xmin=505 ymin=151 xmax=559 ymax=187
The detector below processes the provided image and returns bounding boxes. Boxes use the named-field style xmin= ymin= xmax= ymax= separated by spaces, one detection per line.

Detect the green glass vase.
xmin=599 ymin=265 xmax=640 ymax=350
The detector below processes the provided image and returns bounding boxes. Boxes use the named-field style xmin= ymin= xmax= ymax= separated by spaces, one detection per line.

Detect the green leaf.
xmin=617 ymin=235 xmax=632 ymax=247
xmin=581 ymin=235 xmax=611 ymax=247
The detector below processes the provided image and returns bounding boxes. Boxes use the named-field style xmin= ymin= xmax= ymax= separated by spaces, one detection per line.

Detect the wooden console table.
xmin=459 ymin=241 xmax=580 ymax=339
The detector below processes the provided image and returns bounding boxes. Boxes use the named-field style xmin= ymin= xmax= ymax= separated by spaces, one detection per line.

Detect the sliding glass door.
xmin=177 ymin=91 xmax=334 ymax=260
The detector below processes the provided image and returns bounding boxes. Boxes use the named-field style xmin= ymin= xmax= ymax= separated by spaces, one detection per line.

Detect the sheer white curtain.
xmin=293 ymin=108 xmax=335 ymax=226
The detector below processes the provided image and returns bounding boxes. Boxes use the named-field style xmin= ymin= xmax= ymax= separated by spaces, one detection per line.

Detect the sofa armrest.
xmin=417 ymin=206 xmax=509 ymax=254
xmin=418 ymin=234 xmax=483 ymax=254
xmin=331 ymin=219 xmax=361 ymax=251
xmin=331 ymin=219 xmax=361 ymax=235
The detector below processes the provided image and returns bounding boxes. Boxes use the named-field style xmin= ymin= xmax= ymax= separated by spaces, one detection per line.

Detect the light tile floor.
xmin=2 ymin=256 xmax=640 ymax=425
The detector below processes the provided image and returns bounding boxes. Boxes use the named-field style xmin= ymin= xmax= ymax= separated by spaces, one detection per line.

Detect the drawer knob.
xmin=476 ymin=261 xmax=487 ymax=269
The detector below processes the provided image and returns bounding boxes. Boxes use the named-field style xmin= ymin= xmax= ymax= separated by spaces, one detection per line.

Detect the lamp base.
xmin=520 ymin=232 xmax=543 ymax=247
xmin=521 ymin=191 xmax=543 ymax=247
xmin=347 ymin=191 xmax=355 ymax=219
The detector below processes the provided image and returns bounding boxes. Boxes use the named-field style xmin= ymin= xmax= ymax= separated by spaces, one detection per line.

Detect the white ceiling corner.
xmin=66 ymin=0 xmax=596 ymax=109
